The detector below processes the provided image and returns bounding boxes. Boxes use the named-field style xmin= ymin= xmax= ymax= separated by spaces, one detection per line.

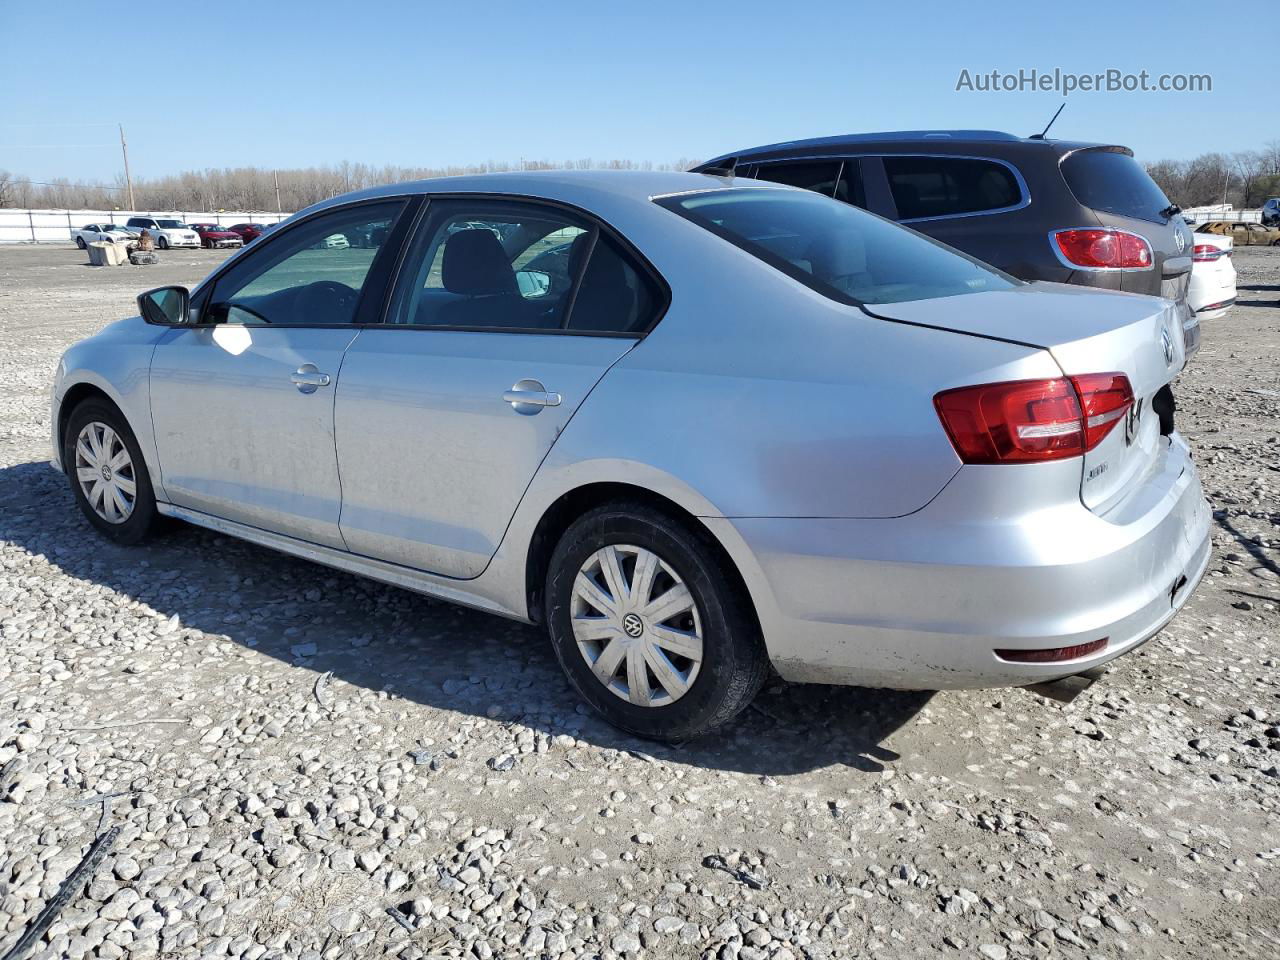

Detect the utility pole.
xmin=118 ymin=123 xmax=136 ymax=210
xmin=273 ymin=171 xmax=282 ymax=212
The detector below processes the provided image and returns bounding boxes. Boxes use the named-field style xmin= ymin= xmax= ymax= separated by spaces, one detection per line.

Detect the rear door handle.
xmin=291 ymin=364 xmax=331 ymax=393
xmin=503 ymin=379 xmax=561 ymax=414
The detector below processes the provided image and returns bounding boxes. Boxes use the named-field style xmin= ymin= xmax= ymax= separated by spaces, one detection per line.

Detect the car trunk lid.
xmin=868 ymin=281 xmax=1184 ymax=513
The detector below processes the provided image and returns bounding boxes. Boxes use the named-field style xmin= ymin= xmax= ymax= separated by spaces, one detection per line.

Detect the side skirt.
xmin=156 ymin=503 xmax=530 ymax=623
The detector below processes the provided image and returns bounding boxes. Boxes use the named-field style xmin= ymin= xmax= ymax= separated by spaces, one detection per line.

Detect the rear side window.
xmin=1060 ymin=149 xmax=1173 ymax=223
xmin=883 ymin=156 xmax=1022 ymax=220
xmin=389 ymin=200 xmax=660 ymax=334
xmin=657 ymin=187 xmax=1017 ymax=306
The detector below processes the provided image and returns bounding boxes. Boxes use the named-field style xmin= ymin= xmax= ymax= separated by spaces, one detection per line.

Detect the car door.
xmin=148 ymin=198 xmax=411 ymax=548
xmin=334 ymin=197 xmax=663 ymax=578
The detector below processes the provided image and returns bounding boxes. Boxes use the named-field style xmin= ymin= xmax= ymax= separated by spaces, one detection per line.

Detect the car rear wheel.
xmin=63 ymin=399 xmax=159 ymax=545
xmin=545 ymin=502 xmax=768 ymax=742
xmin=75 ymin=236 xmax=86 ymax=249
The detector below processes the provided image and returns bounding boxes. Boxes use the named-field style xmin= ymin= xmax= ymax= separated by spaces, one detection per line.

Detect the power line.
xmin=5 ymin=178 xmax=125 ymax=192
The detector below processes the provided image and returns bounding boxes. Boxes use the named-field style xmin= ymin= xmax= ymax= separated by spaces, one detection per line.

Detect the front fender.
xmin=54 ymin=318 xmax=164 ymax=499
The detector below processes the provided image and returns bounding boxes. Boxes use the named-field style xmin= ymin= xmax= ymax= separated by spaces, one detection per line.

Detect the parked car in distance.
xmin=1197 ymin=220 xmax=1280 ymax=246
xmin=1262 ymin=198 xmax=1280 ymax=227
xmin=190 ymin=223 xmax=244 ymax=249
xmin=1187 ymin=233 xmax=1236 ymax=320
xmin=228 ymin=223 xmax=268 ymax=244
xmin=50 ymin=171 xmax=1210 ymax=741
xmin=71 ymin=223 xmax=136 ymax=248
xmin=124 ymin=217 xmax=201 ymax=249
xmin=695 ymin=131 xmax=1200 ymax=357
xmin=319 ymin=233 xmax=350 ymax=249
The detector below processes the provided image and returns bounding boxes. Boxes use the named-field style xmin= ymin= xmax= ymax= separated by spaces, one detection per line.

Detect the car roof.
xmin=699 ymin=131 xmax=1130 ymax=167
xmin=299 ymin=170 xmax=784 ymax=220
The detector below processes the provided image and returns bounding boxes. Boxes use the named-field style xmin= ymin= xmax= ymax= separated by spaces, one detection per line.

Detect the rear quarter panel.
xmin=533 ymin=222 xmax=1059 ymax=520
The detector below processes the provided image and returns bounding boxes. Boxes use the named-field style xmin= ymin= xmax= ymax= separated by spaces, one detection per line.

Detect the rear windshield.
xmin=656 ymin=188 xmax=1017 ymax=306
xmin=1060 ymin=149 xmax=1172 ymax=223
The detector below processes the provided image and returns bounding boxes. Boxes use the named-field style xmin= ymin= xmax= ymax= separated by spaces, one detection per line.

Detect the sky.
xmin=0 ymin=0 xmax=1267 ymax=185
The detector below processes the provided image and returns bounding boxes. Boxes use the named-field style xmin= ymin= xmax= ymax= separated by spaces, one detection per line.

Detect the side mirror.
xmin=515 ymin=269 xmax=552 ymax=299
xmin=138 ymin=285 xmax=191 ymax=326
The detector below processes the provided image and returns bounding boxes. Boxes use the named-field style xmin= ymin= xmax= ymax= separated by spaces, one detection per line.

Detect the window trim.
xmin=187 ymin=196 xmax=420 ymax=328
xmin=376 ymin=192 xmax=670 ymax=339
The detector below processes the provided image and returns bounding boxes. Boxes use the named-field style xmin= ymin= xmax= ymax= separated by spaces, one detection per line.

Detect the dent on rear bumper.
xmin=709 ymin=438 xmax=1211 ymax=690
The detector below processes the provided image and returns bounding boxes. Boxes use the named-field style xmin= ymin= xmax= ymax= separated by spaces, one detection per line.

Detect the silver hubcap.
xmin=570 ymin=544 xmax=703 ymax=707
xmin=74 ymin=421 xmax=136 ymax=524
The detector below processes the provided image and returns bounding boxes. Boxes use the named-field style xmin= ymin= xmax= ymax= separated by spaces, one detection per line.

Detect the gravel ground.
xmin=0 ymin=245 xmax=1277 ymax=960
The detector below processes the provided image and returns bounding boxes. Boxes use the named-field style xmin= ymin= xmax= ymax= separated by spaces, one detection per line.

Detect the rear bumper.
xmin=710 ymin=435 xmax=1211 ymax=689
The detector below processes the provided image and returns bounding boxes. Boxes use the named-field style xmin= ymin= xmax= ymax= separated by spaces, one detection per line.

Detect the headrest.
xmin=441 ymin=229 xmax=516 ymax=296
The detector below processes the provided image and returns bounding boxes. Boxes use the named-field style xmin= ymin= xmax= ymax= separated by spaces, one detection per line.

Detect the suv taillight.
xmin=1192 ymin=243 xmax=1225 ymax=262
xmin=1051 ymin=228 xmax=1153 ymax=270
xmin=934 ymin=374 xmax=1134 ymax=464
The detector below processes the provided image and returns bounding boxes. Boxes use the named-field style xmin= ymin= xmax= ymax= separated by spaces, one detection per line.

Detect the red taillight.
xmin=1072 ymin=372 xmax=1135 ymax=449
xmin=994 ymin=637 xmax=1108 ymax=663
xmin=1192 ymin=243 xmax=1223 ymax=262
xmin=934 ymin=374 xmax=1134 ymax=464
xmin=1052 ymin=228 xmax=1153 ymax=270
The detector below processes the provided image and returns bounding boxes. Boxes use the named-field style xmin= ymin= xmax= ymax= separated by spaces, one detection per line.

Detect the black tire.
xmin=63 ymin=398 xmax=159 ymax=545
xmin=157 ymin=236 xmax=169 ymax=250
xmin=545 ymin=502 xmax=768 ymax=742
xmin=75 ymin=236 xmax=86 ymax=249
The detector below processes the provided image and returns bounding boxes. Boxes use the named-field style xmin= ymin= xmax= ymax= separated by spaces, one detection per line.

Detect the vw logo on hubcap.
xmin=100 ymin=465 xmax=112 ymax=481
xmin=622 ymin=613 xmax=645 ymax=638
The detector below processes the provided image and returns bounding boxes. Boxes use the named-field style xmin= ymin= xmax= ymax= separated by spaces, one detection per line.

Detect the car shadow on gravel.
xmin=1 ymin=460 xmax=929 ymax=777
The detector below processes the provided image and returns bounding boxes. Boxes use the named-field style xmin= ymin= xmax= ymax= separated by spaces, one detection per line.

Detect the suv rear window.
xmin=883 ymin=156 xmax=1022 ymax=220
xmin=1060 ymin=149 xmax=1172 ymax=223
xmin=657 ymin=187 xmax=1017 ymax=306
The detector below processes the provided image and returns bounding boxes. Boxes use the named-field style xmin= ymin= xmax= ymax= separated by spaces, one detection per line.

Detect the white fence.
xmin=1182 ymin=206 xmax=1264 ymax=224
xmin=0 ymin=208 xmax=295 ymax=244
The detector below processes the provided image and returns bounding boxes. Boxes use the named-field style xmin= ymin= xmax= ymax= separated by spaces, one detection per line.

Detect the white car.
xmin=320 ymin=233 xmax=351 ymax=249
xmin=71 ymin=223 xmax=136 ymax=249
xmin=1188 ymin=233 xmax=1236 ymax=320
xmin=125 ymin=217 xmax=202 ymax=250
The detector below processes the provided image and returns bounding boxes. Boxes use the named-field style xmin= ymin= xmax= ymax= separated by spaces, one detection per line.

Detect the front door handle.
xmin=291 ymin=364 xmax=331 ymax=394
xmin=503 ymin=379 xmax=562 ymax=415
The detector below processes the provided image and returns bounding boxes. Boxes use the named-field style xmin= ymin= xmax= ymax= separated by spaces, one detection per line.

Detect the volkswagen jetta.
xmin=51 ymin=171 xmax=1210 ymax=740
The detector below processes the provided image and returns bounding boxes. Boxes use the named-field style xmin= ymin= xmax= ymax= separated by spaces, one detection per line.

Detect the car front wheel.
xmin=63 ymin=398 xmax=159 ymax=545
xmin=157 ymin=236 xmax=169 ymax=250
xmin=75 ymin=236 xmax=86 ymax=249
xmin=545 ymin=502 xmax=768 ymax=742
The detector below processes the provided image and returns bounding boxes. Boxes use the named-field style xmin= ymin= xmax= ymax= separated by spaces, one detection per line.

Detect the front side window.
xmin=753 ymin=161 xmax=843 ymax=197
xmin=657 ymin=187 xmax=1017 ymax=306
xmin=883 ymin=156 xmax=1022 ymax=220
xmin=390 ymin=200 xmax=658 ymax=334
xmin=204 ymin=201 xmax=405 ymax=326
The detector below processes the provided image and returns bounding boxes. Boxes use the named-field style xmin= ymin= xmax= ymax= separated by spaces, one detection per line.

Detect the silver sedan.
xmin=50 ymin=171 xmax=1211 ymax=741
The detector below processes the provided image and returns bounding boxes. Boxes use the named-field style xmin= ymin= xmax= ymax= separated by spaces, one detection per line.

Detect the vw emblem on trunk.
xmin=1161 ymin=325 xmax=1175 ymax=364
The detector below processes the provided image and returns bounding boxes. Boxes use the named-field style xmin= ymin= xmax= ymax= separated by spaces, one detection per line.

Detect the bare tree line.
xmin=3 ymin=141 xmax=1278 ymax=214
xmin=0 ymin=158 xmax=703 ymax=212
xmin=1145 ymin=141 xmax=1280 ymax=210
